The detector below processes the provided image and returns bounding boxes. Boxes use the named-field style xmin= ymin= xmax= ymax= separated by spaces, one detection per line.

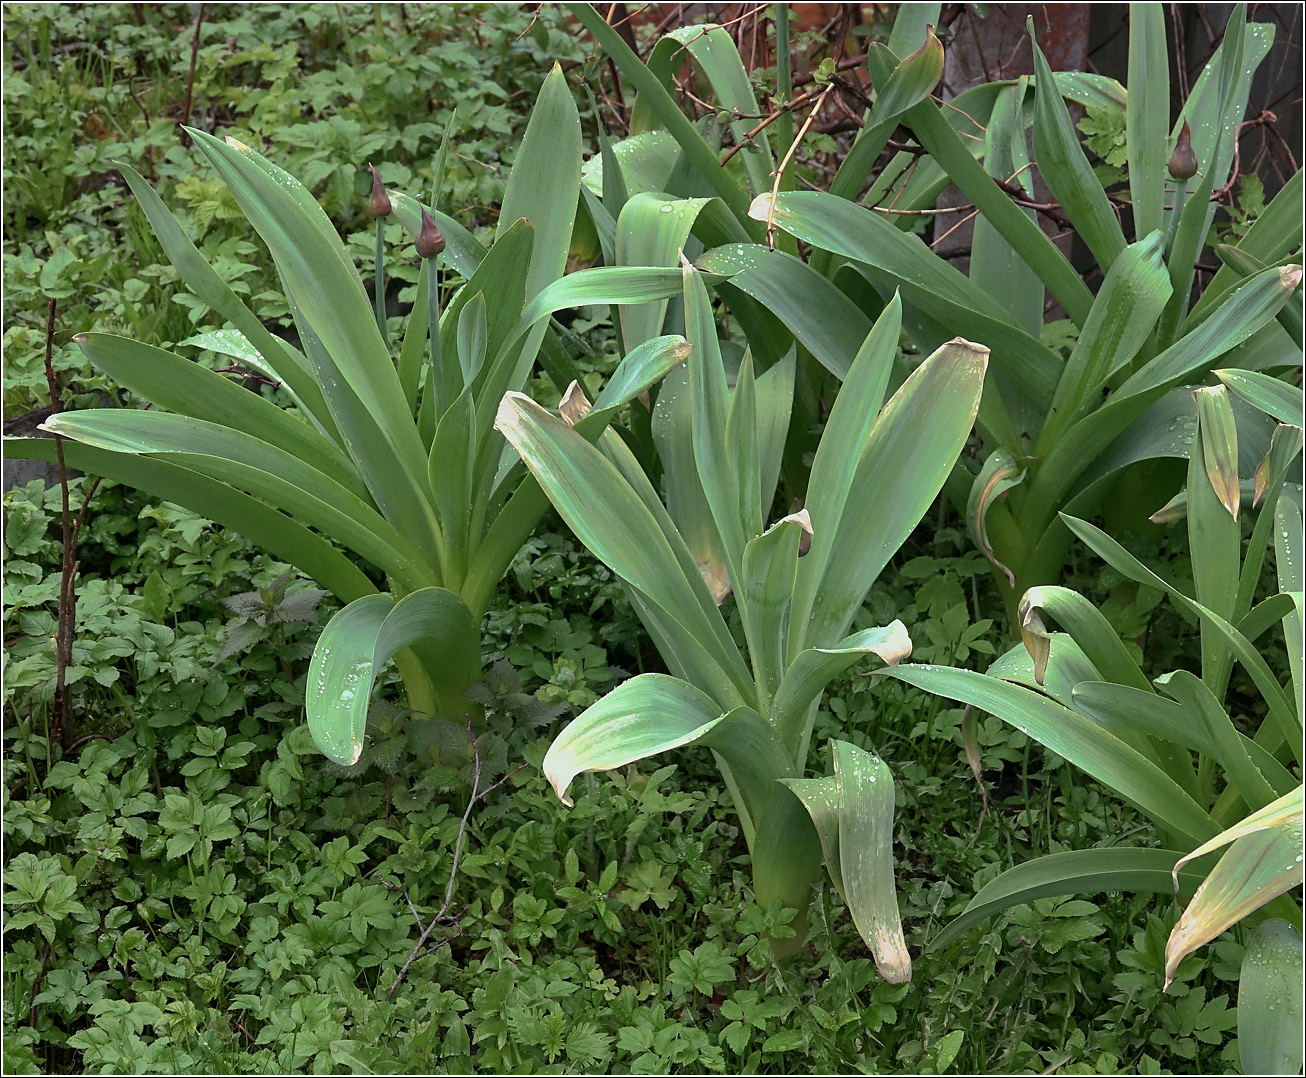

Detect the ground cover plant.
xmin=4 ymin=3 xmax=1302 ymax=1075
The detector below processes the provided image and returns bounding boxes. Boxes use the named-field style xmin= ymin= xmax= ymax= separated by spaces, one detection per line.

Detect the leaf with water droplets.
xmin=306 ymin=588 xmax=479 ymax=764
xmin=782 ymin=740 xmax=911 ymax=983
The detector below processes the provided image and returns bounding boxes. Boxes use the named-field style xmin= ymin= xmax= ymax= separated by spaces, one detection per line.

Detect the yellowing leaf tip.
xmin=493 ymin=391 xmax=532 ymax=437
xmin=559 ymin=381 xmax=592 ymax=426
xmin=747 ymin=193 xmax=774 ymax=222
xmin=780 ymin=508 xmax=813 ymax=534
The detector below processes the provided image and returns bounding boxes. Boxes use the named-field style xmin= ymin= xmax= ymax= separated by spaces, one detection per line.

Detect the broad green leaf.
xmin=697 ymin=244 xmax=870 ymax=379
xmin=495 ymin=391 xmax=752 ymax=707
xmin=740 ymin=511 xmax=810 ymax=707
xmin=888 ymin=664 xmax=1219 ymax=846
xmin=970 ymin=81 xmax=1043 ymax=340
xmin=967 ymin=450 xmax=1027 ymax=589
xmin=773 ymin=623 xmax=912 ymax=754
xmin=306 ymin=588 xmax=480 ymax=764
xmin=786 ymin=742 xmax=911 ymax=982
xmin=1215 ymin=368 xmax=1305 ymax=427
xmin=569 ymin=3 xmax=753 ymax=228
xmin=1275 ymin=496 xmax=1304 ymax=715
xmin=40 ymin=410 xmax=435 ymax=591
xmin=1028 ymin=19 xmax=1126 ymax=270
xmin=1063 ymin=513 xmax=1299 ymax=745
xmin=1018 ymin=586 xmax=1151 ymax=691
xmin=683 ymin=262 xmax=746 ymax=586
xmin=1186 ymin=169 xmax=1304 ymax=329
xmin=3 ymin=437 xmax=375 ymax=604
xmin=1253 ymin=422 xmax=1304 ymax=510
xmin=726 ymin=350 xmax=763 ymax=542
xmin=1237 ymin=920 xmax=1305 ymax=1075
xmin=790 ymin=295 xmax=901 ymax=644
xmin=658 ymin=24 xmax=774 ymax=195
xmin=116 ymin=163 xmax=336 ymax=439
xmin=1117 ymin=265 xmax=1300 ymax=402
xmin=869 ymin=28 xmax=943 ymax=122
xmin=1193 ymin=386 xmax=1241 ymax=520
xmin=615 ymin=193 xmax=713 ymax=348
xmin=863 ymin=44 xmax=1094 ymax=325
xmin=929 ymin=848 xmax=1208 ymax=951
xmin=1020 ymin=265 xmax=1301 ymax=539
xmin=753 ymin=191 xmax=1061 ymax=408
xmin=580 ymin=130 xmax=679 ymax=198
xmin=1126 ymin=4 xmax=1169 ymax=241
xmin=187 ymin=130 xmax=442 ymax=565
xmin=464 ymin=335 xmax=690 ymax=616
xmin=497 ymin=63 xmax=580 ymax=307
xmin=753 ymin=352 xmax=794 ymax=512
xmin=586 ymin=334 xmax=691 ymax=425
xmin=542 ymin=673 xmax=785 ymax=825
xmin=750 ymin=785 xmax=824 ymax=953
xmin=1164 ymin=785 xmax=1304 ymax=987
xmin=1158 ymin=670 xmax=1280 ymax=812
xmin=188 ymin=130 xmax=422 ymax=468
xmin=1039 ymin=232 xmax=1172 ymax=450
xmin=75 ymin=332 xmax=362 ymax=497
xmin=1071 ymin=681 xmax=1297 ymax=794
xmin=1185 ymin=409 xmax=1242 ymax=694
xmin=831 ymin=742 xmax=911 ymax=983
xmin=428 ymin=391 xmax=476 ymax=589
xmin=457 ymin=292 xmax=488 ymax=386
xmin=794 ymin=336 xmax=987 ymax=649
xmin=652 ymin=363 xmax=729 ymax=604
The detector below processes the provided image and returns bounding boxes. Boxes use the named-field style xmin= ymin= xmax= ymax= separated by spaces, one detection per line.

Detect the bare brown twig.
xmin=385 ymin=721 xmax=525 ymax=1000
xmin=180 ymin=4 xmax=206 ymax=140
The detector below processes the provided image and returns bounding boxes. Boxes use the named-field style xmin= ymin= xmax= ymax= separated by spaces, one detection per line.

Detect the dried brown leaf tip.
xmin=366 ymin=164 xmax=392 ymax=218
xmin=416 ymin=209 xmax=445 ymax=259
xmin=1167 ymin=122 xmax=1198 ymax=181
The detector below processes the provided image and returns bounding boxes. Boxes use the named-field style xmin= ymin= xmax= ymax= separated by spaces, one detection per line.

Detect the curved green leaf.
xmin=495 ymin=391 xmax=752 ymax=707
xmin=887 ymin=663 xmax=1219 ymax=846
xmin=1029 ymin=17 xmax=1127 ymax=270
xmin=3 ymin=436 xmax=375 ymax=604
xmin=753 ymin=191 xmax=1060 ymax=408
xmin=41 ymin=410 xmax=434 ymax=591
xmin=794 ymin=336 xmax=987 ymax=649
xmin=1165 ymin=785 xmax=1304 ymax=987
xmin=773 ymin=622 xmax=912 ymax=747
xmin=1215 ymin=368 xmax=1305 ymax=427
xmin=929 ymin=848 xmax=1208 ymax=951
xmin=75 ymin=332 xmax=362 ymax=496
xmin=541 ymin=673 xmax=784 ymax=816
xmin=306 ymin=587 xmax=480 ymax=764
xmin=968 ymin=450 xmax=1027 ymax=589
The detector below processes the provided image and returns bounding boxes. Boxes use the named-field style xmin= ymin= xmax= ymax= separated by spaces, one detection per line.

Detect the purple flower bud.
xmin=1168 ymin=122 xmax=1197 ymax=181
xmin=415 ymin=209 xmax=445 ymax=259
xmin=366 ymin=164 xmax=392 ymax=218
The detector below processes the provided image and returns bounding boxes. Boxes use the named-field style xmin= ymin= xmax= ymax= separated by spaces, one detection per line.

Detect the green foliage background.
xmin=2 ymin=5 xmax=1276 ymax=1074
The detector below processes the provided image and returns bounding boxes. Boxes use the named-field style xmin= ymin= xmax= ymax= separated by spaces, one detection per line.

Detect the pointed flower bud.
xmin=415 ymin=209 xmax=445 ymax=260
xmin=1168 ymin=122 xmax=1198 ymax=181
xmin=366 ymin=164 xmax=391 ymax=218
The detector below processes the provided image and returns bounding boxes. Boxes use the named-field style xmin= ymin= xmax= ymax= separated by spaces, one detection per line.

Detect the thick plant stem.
xmin=374 ymin=219 xmax=390 ymax=347
xmin=751 ymin=787 xmax=823 ymax=957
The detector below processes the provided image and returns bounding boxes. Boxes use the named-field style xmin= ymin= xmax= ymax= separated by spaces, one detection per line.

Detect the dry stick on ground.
xmin=180 ymin=4 xmax=205 ymax=138
xmin=25 ymin=942 xmax=54 ymax=1027
xmin=42 ymin=302 xmax=102 ymax=762
xmin=385 ymin=720 xmax=526 ymax=1000
xmin=42 ymin=299 xmax=72 ymax=759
